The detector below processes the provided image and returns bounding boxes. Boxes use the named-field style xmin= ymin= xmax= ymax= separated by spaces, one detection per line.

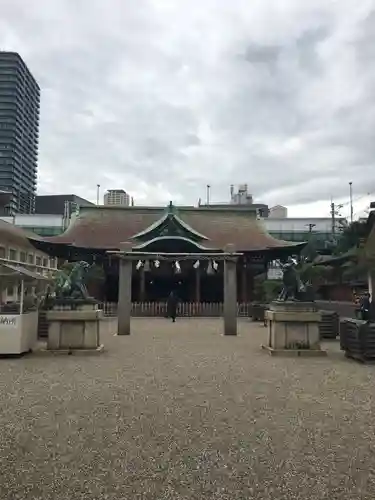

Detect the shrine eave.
xmin=28 ymin=236 xmax=306 ymax=261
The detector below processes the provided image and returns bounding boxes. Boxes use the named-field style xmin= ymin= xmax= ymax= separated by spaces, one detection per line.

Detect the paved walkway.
xmin=1 ymin=318 xmax=375 ymax=499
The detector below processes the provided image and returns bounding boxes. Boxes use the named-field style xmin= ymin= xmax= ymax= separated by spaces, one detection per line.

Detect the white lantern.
xmin=193 ymin=260 xmax=200 ymax=269
xmin=212 ymin=260 xmax=218 ymax=271
xmin=154 ymin=260 xmax=160 ymax=268
xmin=175 ymin=261 xmax=181 ymax=273
xmin=136 ymin=260 xmax=143 ymax=270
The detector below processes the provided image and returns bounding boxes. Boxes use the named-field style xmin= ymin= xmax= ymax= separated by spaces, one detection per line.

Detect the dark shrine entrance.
xmin=132 ymin=236 xmax=223 ymax=302
xmin=147 ymin=272 xmax=185 ymax=301
xmin=97 ymin=234 xmax=227 ymax=303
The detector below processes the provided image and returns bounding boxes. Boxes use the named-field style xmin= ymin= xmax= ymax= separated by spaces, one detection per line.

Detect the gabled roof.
xmin=131 ymin=205 xmax=208 ymax=241
xmin=39 ymin=204 xmax=304 ymax=253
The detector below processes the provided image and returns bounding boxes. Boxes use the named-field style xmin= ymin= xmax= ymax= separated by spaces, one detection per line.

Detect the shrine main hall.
xmin=31 ymin=202 xmax=305 ymax=303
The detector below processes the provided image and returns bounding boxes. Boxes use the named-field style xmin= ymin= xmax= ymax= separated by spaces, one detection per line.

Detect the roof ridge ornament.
xmin=167 ymin=201 xmax=175 ymax=214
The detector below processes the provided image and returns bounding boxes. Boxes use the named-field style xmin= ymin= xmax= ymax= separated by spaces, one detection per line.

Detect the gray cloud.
xmin=1 ymin=0 xmax=375 ymax=210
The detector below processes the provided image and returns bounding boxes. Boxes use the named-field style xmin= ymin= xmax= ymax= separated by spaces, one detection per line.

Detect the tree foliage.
xmin=334 ymin=219 xmax=370 ymax=255
xmin=299 ymin=262 xmax=333 ymax=286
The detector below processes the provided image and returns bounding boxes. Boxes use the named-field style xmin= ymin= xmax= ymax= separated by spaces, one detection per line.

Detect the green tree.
xmin=334 ymin=219 xmax=370 ymax=255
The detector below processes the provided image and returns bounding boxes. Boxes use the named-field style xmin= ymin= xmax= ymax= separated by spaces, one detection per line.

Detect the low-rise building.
xmin=262 ymin=217 xmax=346 ymax=243
xmin=35 ymin=194 xmax=94 ymax=216
xmin=1 ymin=214 xmax=65 ymax=236
xmin=0 ymin=219 xmax=57 ymax=302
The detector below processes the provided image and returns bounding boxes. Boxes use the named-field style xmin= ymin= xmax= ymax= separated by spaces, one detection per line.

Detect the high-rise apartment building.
xmin=0 ymin=52 xmax=40 ymax=215
xmin=104 ymin=189 xmax=130 ymax=207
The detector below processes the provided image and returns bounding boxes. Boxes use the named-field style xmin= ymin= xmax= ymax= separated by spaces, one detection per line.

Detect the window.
xmin=28 ymin=254 xmax=34 ymax=264
xmin=42 ymin=257 xmax=48 ymax=267
xmin=8 ymin=248 xmax=17 ymax=261
xmin=49 ymin=257 xmax=56 ymax=268
xmin=0 ymin=247 xmax=5 ymax=259
xmin=6 ymin=285 xmax=14 ymax=297
xmin=36 ymin=256 xmax=41 ymax=266
xmin=19 ymin=251 xmax=26 ymax=263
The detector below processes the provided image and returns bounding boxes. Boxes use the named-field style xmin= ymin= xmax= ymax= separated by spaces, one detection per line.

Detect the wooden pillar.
xmin=195 ymin=267 xmax=201 ymax=302
xmin=224 ymin=258 xmax=237 ymax=335
xmin=140 ymin=268 xmax=146 ymax=302
xmin=118 ymin=258 xmax=132 ymax=335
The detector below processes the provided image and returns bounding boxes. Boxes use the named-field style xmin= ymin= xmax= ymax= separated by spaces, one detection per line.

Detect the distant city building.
xmin=104 ymin=189 xmax=130 ymax=207
xmin=269 ymin=205 xmax=288 ymax=218
xmin=199 ymin=184 xmax=269 ymax=216
xmin=0 ymin=213 xmax=64 ymax=236
xmin=0 ymin=52 xmax=40 ymax=215
xmin=226 ymin=184 xmax=269 ymax=216
xmin=0 ymin=189 xmax=12 ymax=215
xmin=230 ymin=184 xmax=253 ymax=205
xmin=262 ymin=217 xmax=346 ymax=243
xmin=35 ymin=194 xmax=94 ymax=217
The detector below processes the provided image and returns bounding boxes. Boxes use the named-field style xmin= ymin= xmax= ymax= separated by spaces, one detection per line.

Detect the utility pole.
xmin=331 ymin=201 xmax=336 ymax=234
xmin=306 ymin=223 xmax=316 ymax=233
xmin=96 ymin=184 xmax=100 ymax=205
xmin=349 ymin=181 xmax=353 ymax=223
xmin=206 ymin=184 xmax=210 ymax=205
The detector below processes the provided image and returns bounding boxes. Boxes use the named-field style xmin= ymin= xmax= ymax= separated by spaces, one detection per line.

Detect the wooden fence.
xmin=100 ymin=302 xmax=252 ymax=318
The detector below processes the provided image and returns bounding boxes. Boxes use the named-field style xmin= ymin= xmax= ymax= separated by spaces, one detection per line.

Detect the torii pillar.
xmin=223 ymin=244 xmax=238 ymax=336
xmin=117 ymin=244 xmax=133 ymax=335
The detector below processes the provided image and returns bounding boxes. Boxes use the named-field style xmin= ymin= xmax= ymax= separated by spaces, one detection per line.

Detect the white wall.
xmin=0 ymin=214 xmax=64 ymax=228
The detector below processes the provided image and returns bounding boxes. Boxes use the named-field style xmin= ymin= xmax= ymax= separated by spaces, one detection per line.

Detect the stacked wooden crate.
xmin=319 ymin=310 xmax=340 ymax=339
xmin=340 ymin=318 xmax=375 ymax=363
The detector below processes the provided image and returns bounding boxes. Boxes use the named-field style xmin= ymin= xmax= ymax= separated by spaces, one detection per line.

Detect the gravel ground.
xmin=1 ymin=318 xmax=375 ymax=499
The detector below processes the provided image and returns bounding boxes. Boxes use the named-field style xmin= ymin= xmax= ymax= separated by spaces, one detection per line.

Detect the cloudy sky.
xmin=1 ymin=0 xmax=375 ymax=217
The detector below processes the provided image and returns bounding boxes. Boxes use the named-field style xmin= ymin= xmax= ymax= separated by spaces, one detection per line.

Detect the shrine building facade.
xmin=29 ymin=203 xmax=305 ymax=303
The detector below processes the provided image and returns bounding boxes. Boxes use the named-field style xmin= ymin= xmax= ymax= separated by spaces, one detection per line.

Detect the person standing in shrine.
xmin=167 ymin=290 xmax=179 ymax=322
xmin=360 ymin=292 xmax=371 ymax=321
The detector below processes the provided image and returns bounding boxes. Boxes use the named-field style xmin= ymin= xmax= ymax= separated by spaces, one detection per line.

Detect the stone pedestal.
xmin=263 ymin=301 xmax=326 ymax=356
xmin=47 ymin=303 xmax=103 ymax=352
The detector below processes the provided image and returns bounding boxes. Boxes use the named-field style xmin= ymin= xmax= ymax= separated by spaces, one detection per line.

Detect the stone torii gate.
xmin=108 ymin=244 xmax=242 ymax=336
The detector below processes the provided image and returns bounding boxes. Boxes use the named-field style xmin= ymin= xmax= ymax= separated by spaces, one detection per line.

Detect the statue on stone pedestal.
xmin=277 ymin=259 xmax=313 ymax=302
xmin=54 ymin=261 xmax=91 ymax=300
